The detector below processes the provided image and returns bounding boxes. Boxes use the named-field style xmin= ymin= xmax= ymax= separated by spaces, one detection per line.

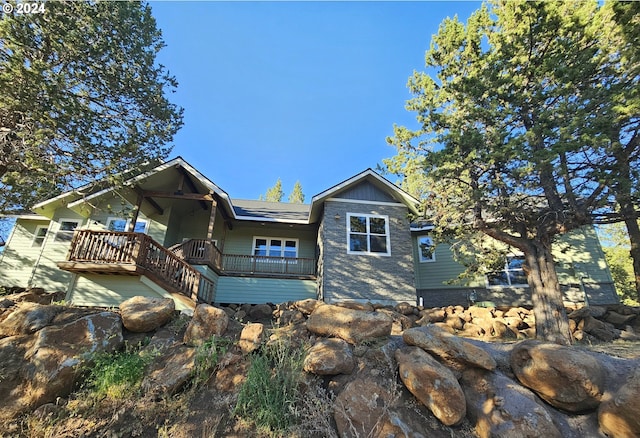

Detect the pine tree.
xmin=0 ymin=1 xmax=183 ymax=213
xmin=288 ymin=181 xmax=305 ymax=203
xmin=264 ymin=178 xmax=284 ymax=202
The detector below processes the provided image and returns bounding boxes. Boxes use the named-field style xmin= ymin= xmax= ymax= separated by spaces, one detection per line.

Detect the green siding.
xmin=414 ymin=226 xmax=612 ymax=290
xmin=222 ymin=222 xmax=317 ymax=259
xmin=68 ymin=274 xmax=193 ymax=312
xmin=413 ymin=240 xmax=485 ymax=290
xmin=0 ymin=215 xmax=81 ymax=291
xmin=215 ymin=276 xmax=317 ymax=304
xmin=0 ymin=219 xmax=52 ymax=288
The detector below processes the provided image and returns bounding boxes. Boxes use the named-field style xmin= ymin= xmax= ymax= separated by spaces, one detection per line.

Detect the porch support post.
xmin=207 ymin=198 xmax=217 ymax=239
xmin=128 ymin=190 xmax=144 ymax=232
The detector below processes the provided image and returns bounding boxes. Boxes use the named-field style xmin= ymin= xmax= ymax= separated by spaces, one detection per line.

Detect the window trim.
xmin=486 ymin=255 xmax=529 ymax=288
xmin=106 ymin=217 xmax=149 ymax=233
xmin=417 ymin=235 xmax=436 ymax=263
xmin=346 ymin=213 xmax=391 ymax=256
xmin=252 ymin=236 xmax=299 ymax=258
xmin=54 ymin=218 xmax=82 ymax=243
xmin=32 ymin=225 xmax=48 ymax=247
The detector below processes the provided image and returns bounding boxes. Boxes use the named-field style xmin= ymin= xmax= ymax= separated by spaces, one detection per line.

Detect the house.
xmin=0 ymin=157 xmax=619 ymax=310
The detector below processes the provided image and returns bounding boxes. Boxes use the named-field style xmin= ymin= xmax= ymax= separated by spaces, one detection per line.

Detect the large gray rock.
xmin=461 ymin=367 xmax=562 ymax=438
xmin=119 ymin=296 xmax=175 ymax=333
xmin=303 ymin=338 xmax=355 ymax=375
xmin=598 ymin=366 xmax=640 ymax=438
xmin=183 ymin=304 xmax=229 ymax=346
xmin=403 ymin=325 xmax=497 ymax=371
xmin=510 ymin=340 xmax=605 ymax=412
xmin=395 ymin=346 xmax=466 ymax=426
xmin=306 ymin=304 xmax=392 ymax=345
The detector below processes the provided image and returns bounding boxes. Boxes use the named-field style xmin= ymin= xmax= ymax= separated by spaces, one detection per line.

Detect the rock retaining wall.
xmin=1 ymin=288 xmax=639 ymax=437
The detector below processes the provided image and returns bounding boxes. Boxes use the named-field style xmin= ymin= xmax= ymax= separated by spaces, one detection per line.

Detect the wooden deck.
xmin=58 ymin=230 xmax=215 ymax=304
xmin=58 ymin=231 xmax=316 ymax=304
xmin=171 ymin=238 xmax=317 ymax=279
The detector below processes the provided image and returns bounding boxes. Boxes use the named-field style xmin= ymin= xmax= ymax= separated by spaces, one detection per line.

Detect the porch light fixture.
xmin=334 ymin=214 xmax=341 ymax=221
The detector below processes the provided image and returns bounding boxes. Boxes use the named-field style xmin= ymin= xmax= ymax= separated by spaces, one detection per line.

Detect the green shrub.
xmin=192 ymin=335 xmax=230 ymax=387
xmin=85 ymin=346 xmax=154 ymax=399
xmin=234 ymin=339 xmax=306 ymax=436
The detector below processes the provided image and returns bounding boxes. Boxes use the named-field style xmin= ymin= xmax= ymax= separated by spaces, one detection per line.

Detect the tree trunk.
xmin=524 ymin=241 xmax=572 ymax=345
xmin=621 ymin=205 xmax=640 ymax=301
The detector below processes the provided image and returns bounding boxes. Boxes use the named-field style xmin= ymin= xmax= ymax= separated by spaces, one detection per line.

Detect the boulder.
xmin=333 ymin=376 xmax=395 ymax=437
xmin=142 ymin=345 xmax=196 ymax=398
xmin=303 ymin=338 xmax=355 ymax=375
xmin=0 ymin=302 xmax=63 ymax=336
xmin=395 ymin=346 xmax=466 ymax=426
xmin=306 ymin=304 xmax=392 ymax=345
xmin=598 ymin=367 xmax=640 ymax=438
xmin=510 ymin=340 xmax=605 ymax=412
xmin=461 ymin=367 xmax=562 ymax=438
xmin=277 ymin=309 xmax=306 ymax=326
xmin=183 ymin=304 xmax=229 ymax=347
xmin=467 ymin=305 xmax=495 ymax=321
xmin=248 ymin=304 xmax=273 ymax=321
xmin=119 ymin=296 xmax=175 ymax=333
xmin=394 ymin=302 xmax=416 ymax=316
xmin=0 ymin=334 xmax=35 ymax=418
xmin=403 ymin=325 xmax=497 ymax=371
xmin=490 ymin=320 xmax=518 ymax=339
xmin=458 ymin=322 xmax=485 ymax=338
xmin=377 ymin=308 xmax=413 ymax=335
xmin=334 ymin=300 xmax=375 ymax=311
xmin=293 ymin=298 xmax=322 ymax=315
xmin=580 ymin=315 xmax=620 ymax=341
xmin=603 ymin=311 xmax=636 ymax=329
xmin=238 ymin=323 xmax=264 ymax=354
xmin=418 ymin=307 xmax=446 ymax=324
xmin=443 ymin=314 xmax=465 ymax=331
xmin=2 ymin=288 xmax=63 ymax=305
xmin=17 ymin=312 xmax=122 ymax=416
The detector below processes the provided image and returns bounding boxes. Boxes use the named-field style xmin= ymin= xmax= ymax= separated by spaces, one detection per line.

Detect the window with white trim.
xmin=253 ymin=237 xmax=298 ymax=258
xmin=32 ymin=226 xmax=48 ymax=247
xmin=106 ymin=217 xmax=149 ymax=233
xmin=54 ymin=219 xmax=82 ymax=243
xmin=417 ymin=235 xmax=436 ymax=262
xmin=347 ymin=213 xmax=390 ymax=255
xmin=487 ymin=256 xmax=528 ymax=287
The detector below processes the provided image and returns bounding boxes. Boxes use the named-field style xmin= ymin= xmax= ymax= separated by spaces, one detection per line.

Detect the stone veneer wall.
xmin=319 ymin=200 xmax=415 ymax=305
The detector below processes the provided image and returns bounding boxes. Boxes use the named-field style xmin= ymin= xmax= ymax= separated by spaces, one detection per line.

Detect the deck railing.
xmin=174 ymin=239 xmax=223 ymax=270
xmin=221 ymin=254 xmax=317 ymax=277
xmin=172 ymin=239 xmax=317 ymax=278
xmin=66 ymin=230 xmax=215 ymax=303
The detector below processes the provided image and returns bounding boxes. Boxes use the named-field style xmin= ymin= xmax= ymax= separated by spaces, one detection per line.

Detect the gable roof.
xmin=30 ymin=159 xmax=420 ymax=225
xmin=308 ymin=168 xmax=420 ymax=223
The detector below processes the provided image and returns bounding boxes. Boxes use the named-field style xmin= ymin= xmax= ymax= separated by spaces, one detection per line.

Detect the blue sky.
xmin=150 ymin=1 xmax=480 ymax=201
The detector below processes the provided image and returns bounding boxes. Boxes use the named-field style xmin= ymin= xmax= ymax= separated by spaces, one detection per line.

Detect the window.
xmin=32 ymin=226 xmax=48 ymax=247
xmin=106 ymin=217 xmax=149 ymax=233
xmin=487 ymin=256 xmax=528 ymax=287
xmin=417 ymin=235 xmax=436 ymax=262
xmin=253 ymin=237 xmax=298 ymax=258
xmin=347 ymin=213 xmax=390 ymax=255
xmin=54 ymin=219 xmax=82 ymax=243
